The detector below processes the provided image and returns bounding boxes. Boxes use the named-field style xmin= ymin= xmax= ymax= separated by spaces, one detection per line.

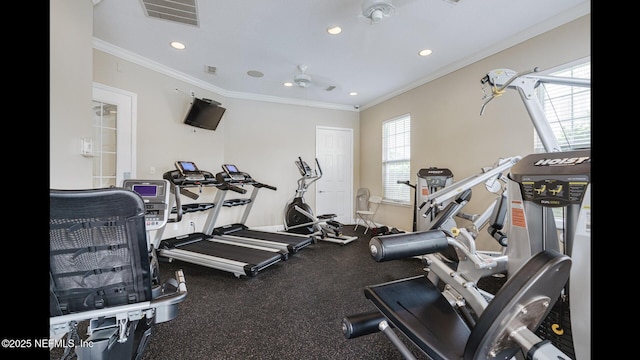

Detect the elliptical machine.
xmin=283 ymin=157 xmax=357 ymax=245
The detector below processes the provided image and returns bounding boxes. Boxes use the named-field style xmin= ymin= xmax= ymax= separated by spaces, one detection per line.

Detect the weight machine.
xmin=395 ymin=157 xmax=518 ymax=287
xmin=482 ymin=67 xmax=591 ymax=360
xmin=398 ymin=167 xmax=454 ymax=232
xmin=342 ymin=66 xmax=590 ymax=359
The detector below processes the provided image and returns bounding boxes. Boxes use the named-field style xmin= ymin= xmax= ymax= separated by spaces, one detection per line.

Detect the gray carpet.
xmin=141 ymin=226 xmax=430 ymax=360
xmin=48 ymin=225 xmax=505 ymax=360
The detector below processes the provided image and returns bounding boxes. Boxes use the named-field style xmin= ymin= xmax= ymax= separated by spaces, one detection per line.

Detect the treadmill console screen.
xmin=122 ymin=179 xmax=170 ymax=231
xmin=176 ymin=161 xmax=199 ymax=173
xmin=175 ymin=161 xmax=205 ymax=181
xmin=222 ymin=164 xmax=245 ymax=181
xmin=132 ymin=184 xmax=158 ymax=197
xmin=222 ymin=164 xmax=239 ymax=174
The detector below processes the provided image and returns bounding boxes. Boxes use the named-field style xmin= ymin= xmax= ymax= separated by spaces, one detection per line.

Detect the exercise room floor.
xmin=50 ymin=226 xmax=504 ymax=360
xmin=144 ymin=225 xmax=434 ymax=360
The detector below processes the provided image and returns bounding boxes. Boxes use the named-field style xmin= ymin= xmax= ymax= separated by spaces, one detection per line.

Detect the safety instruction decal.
xmin=511 ymin=200 xmax=526 ymax=228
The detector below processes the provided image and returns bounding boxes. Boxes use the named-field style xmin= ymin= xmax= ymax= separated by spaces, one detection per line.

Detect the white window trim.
xmin=382 ymin=114 xmax=411 ymax=205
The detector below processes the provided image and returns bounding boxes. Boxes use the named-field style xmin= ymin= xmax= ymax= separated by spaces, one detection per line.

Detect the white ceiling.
xmin=92 ymin=0 xmax=590 ymax=110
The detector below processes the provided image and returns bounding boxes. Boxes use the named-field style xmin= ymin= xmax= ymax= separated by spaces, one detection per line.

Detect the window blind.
xmin=383 ymin=115 xmax=411 ymax=204
xmin=535 ymin=62 xmax=591 ymax=152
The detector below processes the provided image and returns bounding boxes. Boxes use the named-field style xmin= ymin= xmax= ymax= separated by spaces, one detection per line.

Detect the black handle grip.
xmin=254 ymin=183 xmax=277 ymax=191
xmin=227 ymin=184 xmax=247 ymax=194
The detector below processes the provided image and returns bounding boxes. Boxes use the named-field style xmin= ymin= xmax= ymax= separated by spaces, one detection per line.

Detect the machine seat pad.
xmin=365 ymin=275 xmax=470 ymax=360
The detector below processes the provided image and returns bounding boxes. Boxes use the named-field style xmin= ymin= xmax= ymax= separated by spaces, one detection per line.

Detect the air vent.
xmin=205 ymin=65 xmax=217 ymax=75
xmin=140 ymin=0 xmax=199 ymax=26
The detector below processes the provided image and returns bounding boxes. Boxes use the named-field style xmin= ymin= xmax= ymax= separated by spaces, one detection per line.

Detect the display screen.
xmin=132 ymin=185 xmax=157 ymax=197
xmin=223 ymin=164 xmax=239 ymax=174
xmin=183 ymin=98 xmax=226 ymax=131
xmin=177 ymin=161 xmax=197 ymax=172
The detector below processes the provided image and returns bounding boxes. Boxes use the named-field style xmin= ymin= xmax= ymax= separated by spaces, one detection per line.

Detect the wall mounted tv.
xmin=183 ymin=97 xmax=226 ymax=131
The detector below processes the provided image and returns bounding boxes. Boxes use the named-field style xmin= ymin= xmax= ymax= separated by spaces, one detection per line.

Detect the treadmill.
xmin=155 ymin=161 xmax=287 ymax=278
xmin=204 ymin=164 xmax=315 ymax=254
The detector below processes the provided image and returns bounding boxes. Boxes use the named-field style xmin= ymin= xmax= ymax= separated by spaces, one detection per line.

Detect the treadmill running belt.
xmin=179 ymin=240 xmax=285 ymax=270
xmin=230 ymin=229 xmax=313 ymax=252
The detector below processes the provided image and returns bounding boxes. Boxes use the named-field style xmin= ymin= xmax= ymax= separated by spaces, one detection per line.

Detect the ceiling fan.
xmin=361 ymin=0 xmax=397 ymax=23
xmin=293 ymin=65 xmax=313 ymax=88
xmin=290 ymin=65 xmax=337 ymax=92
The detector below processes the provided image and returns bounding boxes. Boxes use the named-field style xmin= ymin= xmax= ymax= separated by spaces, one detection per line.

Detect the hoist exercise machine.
xmin=342 ymin=66 xmax=590 ymax=360
xmin=49 ymin=179 xmax=187 ymax=360
xmin=398 ymin=167 xmax=454 ymax=232
xmin=399 ymin=158 xmax=516 ymax=242
xmin=482 ymin=67 xmax=591 ymax=360
xmin=395 ymin=156 xmax=519 ymax=290
xmin=283 ymin=157 xmax=357 ymax=245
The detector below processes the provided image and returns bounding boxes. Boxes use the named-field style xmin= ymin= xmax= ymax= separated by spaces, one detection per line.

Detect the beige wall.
xmin=50 ymin=4 xmax=589 ymax=245
xmin=50 ymin=0 xmax=95 ymax=189
xmin=359 ymin=15 xmax=590 ymax=250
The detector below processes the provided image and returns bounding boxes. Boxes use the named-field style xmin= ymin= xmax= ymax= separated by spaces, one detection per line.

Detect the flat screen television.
xmin=183 ymin=98 xmax=226 ymax=131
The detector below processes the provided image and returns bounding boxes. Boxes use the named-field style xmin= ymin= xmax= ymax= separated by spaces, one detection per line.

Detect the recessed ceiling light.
xmin=327 ymin=26 xmax=342 ymax=35
xmin=283 ymin=82 xmax=294 ymax=87
xmin=419 ymin=49 xmax=433 ymax=57
xmin=349 ymin=92 xmax=358 ymax=96
xmin=170 ymin=41 xmax=186 ymax=50
xmin=247 ymin=70 xmax=264 ymax=78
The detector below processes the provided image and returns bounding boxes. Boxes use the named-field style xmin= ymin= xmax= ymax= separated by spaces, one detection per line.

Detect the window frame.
xmin=382 ymin=114 xmax=411 ymax=205
xmin=534 ymin=59 xmax=591 ymax=153
xmin=533 ymin=59 xmax=590 ymax=229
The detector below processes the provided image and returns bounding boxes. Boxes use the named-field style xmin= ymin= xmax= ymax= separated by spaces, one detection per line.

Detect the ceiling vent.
xmin=140 ymin=0 xmax=199 ymax=26
xmin=205 ymin=65 xmax=217 ymax=75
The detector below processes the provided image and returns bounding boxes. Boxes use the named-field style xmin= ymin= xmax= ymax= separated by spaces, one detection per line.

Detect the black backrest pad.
xmin=50 ymin=188 xmax=152 ymax=316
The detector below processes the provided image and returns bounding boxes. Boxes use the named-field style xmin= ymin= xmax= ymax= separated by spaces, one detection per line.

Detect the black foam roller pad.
xmin=369 ymin=230 xmax=449 ymax=262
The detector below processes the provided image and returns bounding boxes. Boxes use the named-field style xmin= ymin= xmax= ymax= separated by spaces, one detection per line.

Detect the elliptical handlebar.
xmin=295 ymin=156 xmax=322 ymax=192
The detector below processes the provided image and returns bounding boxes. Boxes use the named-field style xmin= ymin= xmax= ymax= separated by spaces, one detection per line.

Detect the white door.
xmin=92 ymin=83 xmax=137 ymax=187
xmin=316 ymin=127 xmax=353 ymax=224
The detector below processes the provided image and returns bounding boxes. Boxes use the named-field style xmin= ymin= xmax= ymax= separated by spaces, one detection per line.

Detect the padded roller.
xmin=369 ymin=230 xmax=449 ymax=262
xmin=341 ymin=311 xmax=387 ymax=339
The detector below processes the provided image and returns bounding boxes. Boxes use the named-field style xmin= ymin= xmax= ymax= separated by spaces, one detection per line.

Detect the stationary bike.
xmin=283 ymin=157 xmax=357 ymax=245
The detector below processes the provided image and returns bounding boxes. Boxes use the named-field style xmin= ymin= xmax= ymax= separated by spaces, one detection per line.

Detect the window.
xmin=92 ymin=100 xmax=118 ymax=188
xmin=533 ymin=60 xmax=590 ymax=229
xmin=534 ymin=61 xmax=591 ymax=152
xmin=382 ymin=114 xmax=411 ymax=204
